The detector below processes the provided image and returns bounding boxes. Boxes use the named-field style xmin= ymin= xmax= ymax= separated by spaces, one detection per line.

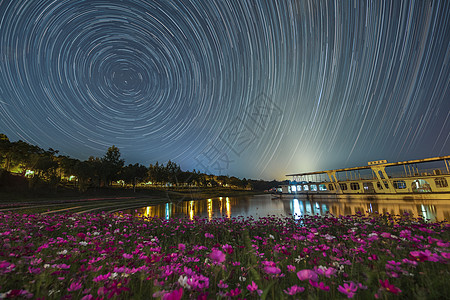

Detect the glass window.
xmin=297 ymin=185 xmax=302 ymax=191
xmin=393 ymin=180 xmax=406 ymax=189
xmin=310 ymin=184 xmax=317 ymax=191
xmin=435 ymin=177 xmax=448 ymax=188
xmin=303 ymin=185 xmax=309 ymax=191
xmin=328 ymin=184 xmax=335 ymax=190
xmin=339 ymin=183 xmax=348 ymax=190
xmin=350 ymin=183 xmax=360 ymax=190
xmin=319 ymin=184 xmax=327 ymax=191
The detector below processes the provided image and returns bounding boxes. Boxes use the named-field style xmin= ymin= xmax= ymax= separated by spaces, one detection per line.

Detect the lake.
xmin=121 ymin=194 xmax=450 ymax=222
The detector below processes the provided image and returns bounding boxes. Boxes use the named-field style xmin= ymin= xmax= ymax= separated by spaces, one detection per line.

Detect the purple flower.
xmin=297 ymin=269 xmax=318 ymax=282
xmin=283 ymin=285 xmax=305 ymax=295
xmin=264 ymin=265 xmax=281 ymax=275
xmin=247 ymin=281 xmax=263 ymax=295
xmin=162 ymin=288 xmax=183 ymax=300
xmin=209 ymin=249 xmax=226 ymax=264
xmin=309 ymin=280 xmax=330 ymax=291
xmin=287 ymin=265 xmax=296 ymax=272
xmin=68 ymin=281 xmax=82 ymax=292
xmin=217 ymin=280 xmax=228 ymax=289
xmin=338 ymin=282 xmax=358 ymax=298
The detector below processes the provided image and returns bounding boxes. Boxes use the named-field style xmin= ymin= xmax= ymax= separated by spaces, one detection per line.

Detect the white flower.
xmin=178 ymin=276 xmax=190 ymax=288
xmin=239 ymin=276 xmax=246 ymax=282
xmin=44 ymin=264 xmax=50 ymax=268
xmin=57 ymin=250 xmax=67 ymax=255
xmin=79 ymin=241 xmax=88 ymax=246
xmin=269 ymin=234 xmax=275 ymax=239
xmin=109 ymin=272 xmax=118 ymax=279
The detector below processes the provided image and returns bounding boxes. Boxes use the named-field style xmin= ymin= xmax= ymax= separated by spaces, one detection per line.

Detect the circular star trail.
xmin=0 ymin=0 xmax=449 ymax=179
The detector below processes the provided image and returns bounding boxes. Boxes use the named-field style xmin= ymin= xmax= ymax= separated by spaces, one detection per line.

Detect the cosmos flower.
xmin=337 ymin=282 xmax=358 ymax=298
xmin=297 ymin=269 xmax=318 ymax=282
xmin=209 ymin=249 xmax=226 ymax=264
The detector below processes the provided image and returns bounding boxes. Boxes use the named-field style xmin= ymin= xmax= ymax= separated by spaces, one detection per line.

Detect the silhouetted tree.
xmin=101 ymin=146 xmax=124 ymax=186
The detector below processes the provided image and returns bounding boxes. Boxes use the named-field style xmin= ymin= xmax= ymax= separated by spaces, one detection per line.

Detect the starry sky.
xmin=0 ymin=0 xmax=449 ymax=180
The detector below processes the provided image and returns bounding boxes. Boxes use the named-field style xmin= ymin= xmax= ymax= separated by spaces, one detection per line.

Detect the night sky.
xmin=0 ymin=0 xmax=449 ymax=180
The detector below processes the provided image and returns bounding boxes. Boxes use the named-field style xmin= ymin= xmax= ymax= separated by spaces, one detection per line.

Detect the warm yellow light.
xmin=226 ymin=197 xmax=231 ymax=218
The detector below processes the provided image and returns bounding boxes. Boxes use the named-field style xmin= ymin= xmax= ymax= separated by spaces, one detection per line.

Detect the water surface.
xmin=122 ymin=194 xmax=450 ymax=222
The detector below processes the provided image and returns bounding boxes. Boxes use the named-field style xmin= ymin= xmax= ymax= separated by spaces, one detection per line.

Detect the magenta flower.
xmin=205 ymin=233 xmax=214 ymax=238
xmin=68 ymin=281 xmax=82 ymax=292
xmin=80 ymin=295 xmax=93 ymax=300
xmin=93 ymin=272 xmax=111 ymax=282
xmin=122 ymin=253 xmax=133 ymax=259
xmin=247 ymin=281 xmax=263 ymax=295
xmin=217 ymin=280 xmax=228 ymax=289
xmin=178 ymin=243 xmax=186 ymax=251
xmin=338 ymin=282 xmax=358 ymax=298
xmin=209 ymin=249 xmax=226 ymax=264
xmin=309 ymin=280 xmax=330 ymax=291
xmin=409 ymin=250 xmax=439 ymax=262
xmin=316 ymin=266 xmax=337 ymax=278
xmin=297 ymin=269 xmax=318 ymax=282
xmin=264 ymin=265 xmax=281 ymax=275
xmin=162 ymin=288 xmax=183 ymax=300
xmin=222 ymin=244 xmax=234 ymax=254
xmin=287 ymin=265 xmax=296 ymax=272
xmin=228 ymin=288 xmax=241 ymax=297
xmin=379 ymin=279 xmax=402 ymax=294
xmin=283 ymin=285 xmax=305 ymax=295
xmin=368 ymin=254 xmax=378 ymax=261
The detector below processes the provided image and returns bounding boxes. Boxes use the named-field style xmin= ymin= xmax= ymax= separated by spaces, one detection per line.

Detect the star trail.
xmin=0 ymin=0 xmax=449 ymax=180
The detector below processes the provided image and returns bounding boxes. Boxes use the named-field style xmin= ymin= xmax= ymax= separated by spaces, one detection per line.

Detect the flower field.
xmin=0 ymin=211 xmax=449 ymax=299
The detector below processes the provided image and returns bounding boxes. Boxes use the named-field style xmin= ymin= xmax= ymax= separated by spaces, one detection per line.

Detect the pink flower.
xmin=68 ymin=281 xmax=82 ymax=292
xmin=409 ymin=250 xmax=439 ymax=262
xmin=316 ymin=266 xmax=337 ymax=278
xmin=178 ymin=243 xmax=186 ymax=251
xmin=309 ymin=280 xmax=330 ymax=291
xmin=283 ymin=285 xmax=305 ymax=295
xmin=205 ymin=233 xmax=214 ymax=238
xmin=287 ymin=265 xmax=296 ymax=272
xmin=209 ymin=249 xmax=226 ymax=264
xmin=379 ymin=279 xmax=402 ymax=294
xmin=80 ymin=295 xmax=93 ymax=300
xmin=162 ymin=288 xmax=183 ymax=300
xmin=338 ymin=282 xmax=358 ymax=298
xmin=222 ymin=244 xmax=234 ymax=254
xmin=93 ymin=272 xmax=111 ymax=282
xmin=122 ymin=253 xmax=133 ymax=259
xmin=368 ymin=254 xmax=378 ymax=261
xmin=217 ymin=280 xmax=228 ymax=289
xmin=247 ymin=281 xmax=263 ymax=295
xmin=264 ymin=265 xmax=281 ymax=275
xmin=228 ymin=288 xmax=241 ymax=297
xmin=297 ymin=269 xmax=318 ymax=282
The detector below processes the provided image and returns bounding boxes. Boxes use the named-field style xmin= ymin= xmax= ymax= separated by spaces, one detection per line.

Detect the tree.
xmin=101 ymin=146 xmax=124 ymax=186
xmin=121 ymin=163 xmax=148 ymax=190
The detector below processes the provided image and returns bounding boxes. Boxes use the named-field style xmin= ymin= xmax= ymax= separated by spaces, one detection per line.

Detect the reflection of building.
xmin=281 ymin=198 xmax=450 ymax=222
xmin=131 ymin=196 xmax=249 ymax=220
xmin=124 ymin=195 xmax=449 ymax=223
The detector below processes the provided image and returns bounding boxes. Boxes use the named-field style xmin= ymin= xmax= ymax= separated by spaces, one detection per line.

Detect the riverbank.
xmin=0 ymin=186 xmax=260 ymax=214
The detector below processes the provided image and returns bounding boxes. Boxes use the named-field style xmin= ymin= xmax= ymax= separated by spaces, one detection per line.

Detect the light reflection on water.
xmin=122 ymin=194 xmax=450 ymax=222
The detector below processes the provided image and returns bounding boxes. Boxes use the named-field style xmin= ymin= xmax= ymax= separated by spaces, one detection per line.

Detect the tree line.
xmin=0 ymin=133 xmax=269 ymax=192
